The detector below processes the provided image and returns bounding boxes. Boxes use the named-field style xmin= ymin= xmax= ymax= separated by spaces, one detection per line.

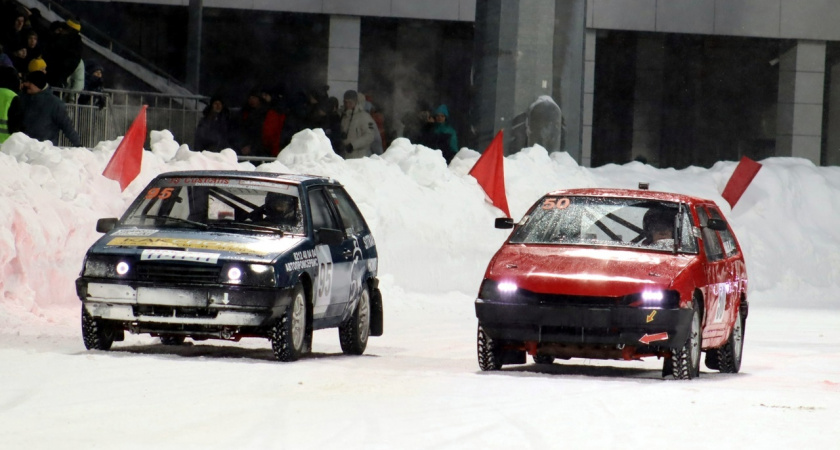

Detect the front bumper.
xmin=475 ymin=299 xmax=693 ymax=349
xmin=77 ymin=277 xmax=293 ymax=330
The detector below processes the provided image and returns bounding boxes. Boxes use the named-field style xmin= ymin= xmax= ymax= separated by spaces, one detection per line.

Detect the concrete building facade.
xmin=62 ymin=0 xmax=840 ymax=167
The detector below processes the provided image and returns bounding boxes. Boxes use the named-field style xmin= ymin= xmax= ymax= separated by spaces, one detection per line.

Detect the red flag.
xmin=469 ymin=130 xmax=511 ymax=217
xmin=721 ymin=156 xmax=762 ymax=208
xmin=103 ymin=105 xmax=147 ymax=191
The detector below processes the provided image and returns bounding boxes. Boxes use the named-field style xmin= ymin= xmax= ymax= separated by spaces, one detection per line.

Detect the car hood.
xmin=90 ymin=228 xmax=305 ymax=264
xmin=487 ymin=244 xmax=696 ymax=296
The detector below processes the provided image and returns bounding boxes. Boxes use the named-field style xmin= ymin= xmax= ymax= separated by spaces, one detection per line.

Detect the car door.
xmin=707 ymin=206 xmax=744 ymax=343
xmin=326 ymin=186 xmax=373 ymax=307
xmin=306 ymin=187 xmax=353 ymax=320
xmin=696 ymin=205 xmax=730 ymax=347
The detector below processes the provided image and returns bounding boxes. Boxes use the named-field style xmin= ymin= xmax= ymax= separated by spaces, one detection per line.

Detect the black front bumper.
xmin=475 ymin=299 xmax=693 ymax=349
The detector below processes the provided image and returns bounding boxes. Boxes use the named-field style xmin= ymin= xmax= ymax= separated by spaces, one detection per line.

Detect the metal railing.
xmin=54 ymin=88 xmax=208 ymax=149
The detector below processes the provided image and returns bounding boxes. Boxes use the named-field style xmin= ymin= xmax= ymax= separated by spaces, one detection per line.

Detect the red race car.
xmin=475 ymin=187 xmax=748 ymax=379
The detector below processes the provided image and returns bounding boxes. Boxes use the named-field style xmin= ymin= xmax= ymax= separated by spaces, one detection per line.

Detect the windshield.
xmin=120 ymin=177 xmax=305 ymax=235
xmin=509 ymin=196 xmax=698 ymax=253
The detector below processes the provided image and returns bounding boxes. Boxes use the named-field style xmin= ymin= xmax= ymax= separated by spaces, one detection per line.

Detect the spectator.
xmin=7 ymin=38 xmax=27 ymax=75
xmin=0 ymin=43 xmax=15 ymax=70
xmin=42 ymin=19 xmax=82 ymax=89
xmin=365 ymin=94 xmax=387 ymax=152
xmin=28 ymin=57 xmax=46 ymax=74
xmin=237 ymin=88 xmax=285 ymax=157
xmin=0 ymin=65 xmax=23 ymax=143
xmin=78 ymin=61 xmax=105 ymax=108
xmin=321 ymin=96 xmax=342 ymax=154
xmin=194 ymin=95 xmax=233 ymax=152
xmin=339 ymin=90 xmax=375 ymax=159
xmin=430 ymin=104 xmax=458 ymax=163
xmin=400 ymin=102 xmax=432 ymax=144
xmin=2 ymin=8 xmax=26 ymax=51
xmin=22 ymin=29 xmax=41 ymax=66
xmin=19 ymin=70 xmax=82 ymax=147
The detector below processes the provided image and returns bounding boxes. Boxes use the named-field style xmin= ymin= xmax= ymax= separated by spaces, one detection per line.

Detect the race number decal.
xmin=714 ymin=284 xmax=726 ymax=323
xmin=313 ymin=245 xmax=333 ymax=313
xmin=542 ymin=197 xmax=571 ymax=210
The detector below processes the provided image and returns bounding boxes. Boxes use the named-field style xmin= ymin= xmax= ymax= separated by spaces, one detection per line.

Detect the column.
xmin=776 ymin=40 xmax=825 ymax=165
xmin=581 ymin=29 xmax=596 ymax=167
xmin=327 ymin=15 xmax=360 ymax=100
xmin=825 ymin=61 xmax=840 ymax=166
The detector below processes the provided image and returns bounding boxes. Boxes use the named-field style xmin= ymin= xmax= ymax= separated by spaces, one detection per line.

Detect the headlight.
xmin=478 ymin=279 xmax=519 ymax=301
xmin=625 ymin=290 xmax=680 ymax=308
xmin=220 ymin=263 xmax=275 ymax=287
xmin=83 ymin=256 xmax=132 ymax=278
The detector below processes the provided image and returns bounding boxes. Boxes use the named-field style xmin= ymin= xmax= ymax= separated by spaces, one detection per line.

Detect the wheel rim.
xmin=690 ymin=310 xmax=701 ymax=368
xmin=358 ymin=290 xmax=370 ymax=342
xmin=291 ymin=291 xmax=306 ymax=350
xmin=733 ymin=314 xmax=743 ymax=362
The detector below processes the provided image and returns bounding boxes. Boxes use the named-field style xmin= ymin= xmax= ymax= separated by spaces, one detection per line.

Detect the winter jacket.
xmin=340 ymin=92 xmax=375 ymax=159
xmin=20 ymin=87 xmax=82 ymax=147
xmin=432 ymin=104 xmax=458 ymax=160
xmin=0 ymin=87 xmax=23 ymax=143
xmin=195 ymin=108 xmax=233 ymax=152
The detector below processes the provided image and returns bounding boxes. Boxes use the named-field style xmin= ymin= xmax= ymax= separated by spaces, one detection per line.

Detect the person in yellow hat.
xmin=28 ymin=57 xmax=46 ymax=74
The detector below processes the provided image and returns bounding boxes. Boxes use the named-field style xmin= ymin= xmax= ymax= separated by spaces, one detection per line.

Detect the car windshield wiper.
xmin=206 ymin=221 xmax=284 ymax=234
xmin=139 ymin=215 xmax=209 ymax=229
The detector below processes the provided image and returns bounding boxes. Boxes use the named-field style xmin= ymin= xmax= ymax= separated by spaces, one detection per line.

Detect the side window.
xmin=307 ymin=188 xmax=339 ymax=231
xmin=327 ymin=187 xmax=369 ymax=235
xmin=677 ymin=207 xmax=699 ymax=253
xmin=697 ymin=207 xmax=724 ymax=261
xmin=709 ymin=207 xmax=739 ymax=258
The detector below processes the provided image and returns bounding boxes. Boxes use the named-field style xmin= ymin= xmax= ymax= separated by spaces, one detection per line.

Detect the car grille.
xmin=133 ymin=305 xmax=218 ymax=319
xmin=136 ymin=263 xmax=221 ymax=284
xmin=529 ymin=292 xmax=624 ymax=307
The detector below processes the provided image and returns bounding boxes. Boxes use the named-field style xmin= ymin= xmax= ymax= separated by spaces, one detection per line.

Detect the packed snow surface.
xmin=1 ymin=129 xmax=838 ymax=449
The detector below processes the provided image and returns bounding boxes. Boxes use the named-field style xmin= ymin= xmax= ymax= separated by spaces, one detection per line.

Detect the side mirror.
xmin=96 ymin=218 xmax=118 ymax=233
xmin=495 ymin=218 xmax=514 ymax=229
xmin=705 ymin=218 xmax=728 ymax=231
xmin=316 ymin=228 xmax=344 ymax=246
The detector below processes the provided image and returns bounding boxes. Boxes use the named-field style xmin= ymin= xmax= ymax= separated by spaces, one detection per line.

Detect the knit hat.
xmin=343 ymin=89 xmax=357 ymax=100
xmin=66 ymin=19 xmax=81 ymax=32
xmin=27 ymin=70 xmax=47 ymax=90
xmin=28 ymin=57 xmax=47 ymax=73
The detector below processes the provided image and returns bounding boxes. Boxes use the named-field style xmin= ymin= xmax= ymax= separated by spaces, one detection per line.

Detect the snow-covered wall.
xmin=1 ymin=129 xmax=838 ymax=324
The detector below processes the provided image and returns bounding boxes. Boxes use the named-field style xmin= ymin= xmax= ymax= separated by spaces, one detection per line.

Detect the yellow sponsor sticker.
xmin=107 ymin=237 xmax=273 ymax=256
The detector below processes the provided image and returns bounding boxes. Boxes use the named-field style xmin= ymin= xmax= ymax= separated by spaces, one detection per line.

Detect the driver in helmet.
xmin=251 ymin=192 xmax=299 ymax=227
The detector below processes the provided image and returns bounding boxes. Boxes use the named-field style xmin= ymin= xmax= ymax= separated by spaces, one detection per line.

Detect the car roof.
xmin=544 ymin=187 xmax=712 ymax=205
xmin=157 ymin=170 xmax=340 ymax=187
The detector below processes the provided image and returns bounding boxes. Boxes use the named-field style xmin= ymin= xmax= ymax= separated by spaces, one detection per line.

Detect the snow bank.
xmin=1 ymin=130 xmax=838 ymax=327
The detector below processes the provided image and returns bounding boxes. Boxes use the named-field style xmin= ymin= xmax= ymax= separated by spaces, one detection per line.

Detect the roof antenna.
xmin=638 ymin=182 xmax=649 ymax=190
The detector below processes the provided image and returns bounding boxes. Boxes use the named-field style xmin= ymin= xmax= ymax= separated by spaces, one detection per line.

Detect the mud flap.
xmin=370 ymin=287 xmax=383 ymax=337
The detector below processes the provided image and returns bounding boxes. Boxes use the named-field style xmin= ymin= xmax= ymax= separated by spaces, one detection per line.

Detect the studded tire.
xmin=339 ymin=285 xmax=371 ymax=355
xmin=477 ymin=324 xmax=502 ymax=371
xmin=710 ymin=307 xmax=745 ymax=373
xmin=81 ymin=306 xmax=116 ymax=351
xmin=270 ymin=284 xmax=307 ymax=362
xmin=533 ymin=354 xmax=555 ymax=365
xmin=668 ymin=298 xmax=702 ymax=380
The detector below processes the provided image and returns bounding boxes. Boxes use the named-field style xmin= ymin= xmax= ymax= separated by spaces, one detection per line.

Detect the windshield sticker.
xmin=168 ymin=177 xmax=230 ymax=185
xmin=111 ymin=228 xmax=158 ymax=237
xmin=107 ymin=237 xmax=276 ymax=256
xmin=141 ymin=249 xmax=220 ymax=264
xmin=542 ymin=197 xmax=571 ymax=210
xmin=145 ymin=187 xmax=175 ymax=200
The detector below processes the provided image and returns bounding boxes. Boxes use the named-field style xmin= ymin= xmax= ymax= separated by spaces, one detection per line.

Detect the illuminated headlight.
xmin=220 ymin=264 xmax=275 ymax=286
xmin=498 ymin=282 xmax=518 ymax=293
xmin=83 ymin=256 xmax=131 ymax=278
xmin=642 ymin=290 xmax=664 ymax=302
xmin=227 ymin=267 xmax=242 ymax=283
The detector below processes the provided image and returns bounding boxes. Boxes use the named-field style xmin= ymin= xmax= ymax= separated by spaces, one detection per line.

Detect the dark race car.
xmin=475 ymin=188 xmax=748 ymax=379
xmin=76 ymin=170 xmax=382 ymax=361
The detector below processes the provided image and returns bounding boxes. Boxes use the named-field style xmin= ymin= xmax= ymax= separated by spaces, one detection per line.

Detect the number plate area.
xmin=136 ymin=287 xmax=207 ymax=307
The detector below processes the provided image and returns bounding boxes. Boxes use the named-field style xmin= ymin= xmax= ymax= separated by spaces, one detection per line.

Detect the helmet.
xmin=264 ymin=192 xmax=297 ymax=223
